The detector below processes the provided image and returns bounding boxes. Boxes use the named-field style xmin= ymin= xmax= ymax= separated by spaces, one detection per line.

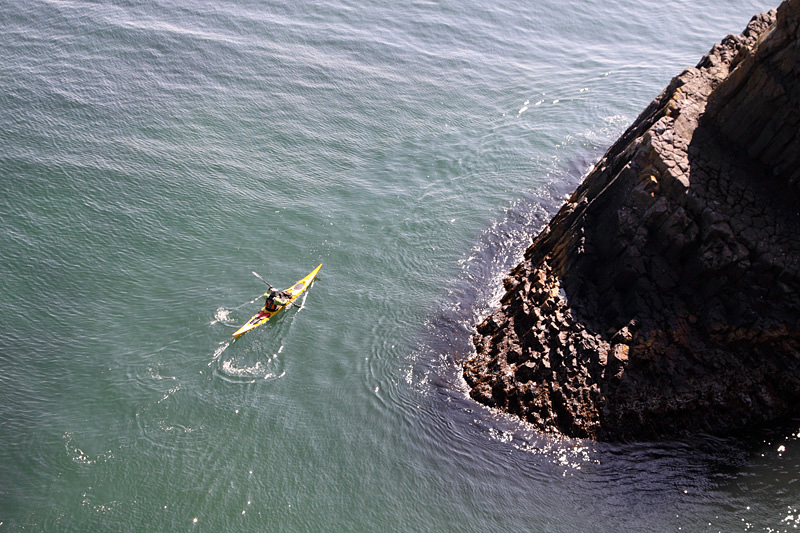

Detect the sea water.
xmin=2 ymin=0 xmax=796 ymax=530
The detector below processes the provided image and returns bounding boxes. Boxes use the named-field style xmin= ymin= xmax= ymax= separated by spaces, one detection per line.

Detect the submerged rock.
xmin=464 ymin=0 xmax=800 ymax=441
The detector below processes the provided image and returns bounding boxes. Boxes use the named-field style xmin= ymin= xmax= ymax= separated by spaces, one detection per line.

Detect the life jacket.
xmin=265 ymin=290 xmax=289 ymax=311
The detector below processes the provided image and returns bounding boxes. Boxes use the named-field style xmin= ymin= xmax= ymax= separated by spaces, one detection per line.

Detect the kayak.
xmin=232 ymin=263 xmax=322 ymax=338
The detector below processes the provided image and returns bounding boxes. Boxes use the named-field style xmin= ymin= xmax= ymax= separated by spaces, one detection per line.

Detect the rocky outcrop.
xmin=464 ymin=0 xmax=800 ymax=441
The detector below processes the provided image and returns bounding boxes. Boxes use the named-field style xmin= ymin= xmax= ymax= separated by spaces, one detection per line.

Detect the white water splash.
xmin=209 ymin=340 xmax=231 ymax=366
xmin=211 ymin=307 xmax=233 ymax=325
xmin=220 ymin=358 xmax=285 ymax=381
xmin=221 ymin=359 xmax=265 ymax=377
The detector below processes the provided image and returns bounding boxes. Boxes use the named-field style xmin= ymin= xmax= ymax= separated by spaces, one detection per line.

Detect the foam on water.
xmin=211 ymin=307 xmax=233 ymax=325
xmin=219 ymin=359 xmax=286 ymax=383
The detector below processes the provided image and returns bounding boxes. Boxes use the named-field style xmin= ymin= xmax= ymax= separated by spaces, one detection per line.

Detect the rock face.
xmin=464 ymin=0 xmax=800 ymax=441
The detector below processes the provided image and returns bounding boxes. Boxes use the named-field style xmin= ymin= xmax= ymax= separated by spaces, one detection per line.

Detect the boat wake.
xmin=211 ymin=338 xmax=287 ymax=383
xmin=210 ymin=340 xmax=231 ymax=364
xmin=63 ymin=431 xmax=114 ymax=466
xmin=219 ymin=357 xmax=286 ymax=382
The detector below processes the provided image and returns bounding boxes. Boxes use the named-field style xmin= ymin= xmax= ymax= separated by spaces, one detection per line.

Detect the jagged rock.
xmin=464 ymin=0 xmax=800 ymax=441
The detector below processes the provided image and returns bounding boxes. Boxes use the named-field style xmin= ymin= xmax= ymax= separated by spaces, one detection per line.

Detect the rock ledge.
xmin=464 ymin=0 xmax=800 ymax=441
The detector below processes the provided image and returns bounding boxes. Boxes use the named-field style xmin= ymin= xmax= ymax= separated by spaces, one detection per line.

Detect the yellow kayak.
xmin=232 ymin=264 xmax=322 ymax=337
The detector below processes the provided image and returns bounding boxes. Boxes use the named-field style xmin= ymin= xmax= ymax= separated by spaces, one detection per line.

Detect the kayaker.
xmin=264 ymin=287 xmax=290 ymax=311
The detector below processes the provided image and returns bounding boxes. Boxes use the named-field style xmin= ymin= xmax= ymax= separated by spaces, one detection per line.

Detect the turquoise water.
xmin=2 ymin=0 xmax=797 ymax=530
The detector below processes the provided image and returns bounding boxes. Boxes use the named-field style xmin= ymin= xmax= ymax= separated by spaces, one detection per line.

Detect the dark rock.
xmin=463 ymin=0 xmax=800 ymax=441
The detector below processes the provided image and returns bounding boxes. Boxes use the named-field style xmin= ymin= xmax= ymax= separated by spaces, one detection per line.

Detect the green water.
xmin=2 ymin=0 xmax=798 ymax=530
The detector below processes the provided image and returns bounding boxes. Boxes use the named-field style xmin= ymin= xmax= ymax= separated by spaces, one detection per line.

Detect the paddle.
xmin=251 ymin=271 xmax=298 ymax=309
xmin=251 ymin=271 xmax=272 ymax=288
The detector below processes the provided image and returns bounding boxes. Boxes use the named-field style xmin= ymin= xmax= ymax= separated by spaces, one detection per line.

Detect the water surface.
xmin=2 ymin=0 xmax=797 ymax=530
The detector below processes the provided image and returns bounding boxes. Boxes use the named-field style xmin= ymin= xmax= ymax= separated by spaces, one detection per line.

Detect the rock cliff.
xmin=464 ymin=0 xmax=800 ymax=441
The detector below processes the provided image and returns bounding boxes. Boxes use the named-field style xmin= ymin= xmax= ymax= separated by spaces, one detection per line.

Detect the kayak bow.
xmin=232 ymin=263 xmax=321 ymax=337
